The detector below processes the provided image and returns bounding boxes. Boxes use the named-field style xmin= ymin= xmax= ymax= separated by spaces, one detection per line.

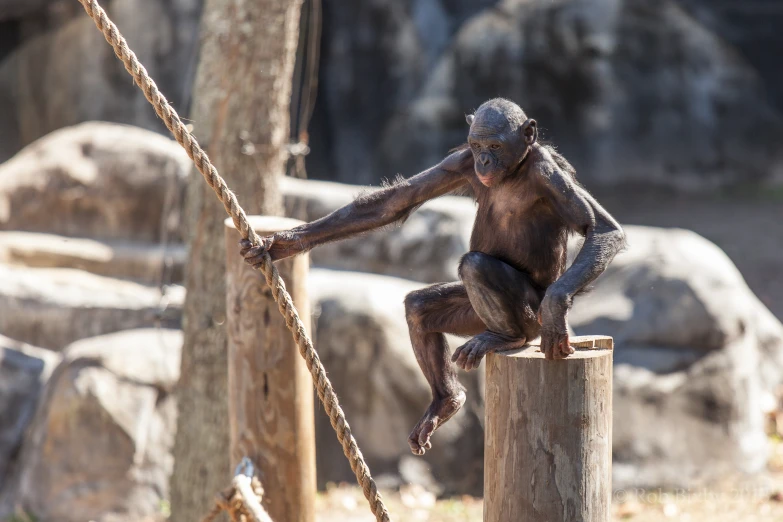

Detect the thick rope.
xmin=201 ymin=475 xmax=272 ymax=522
xmin=75 ymin=2 xmax=391 ymax=521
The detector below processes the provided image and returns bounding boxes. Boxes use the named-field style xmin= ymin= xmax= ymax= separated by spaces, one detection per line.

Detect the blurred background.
xmin=1 ymin=0 xmax=783 ymax=521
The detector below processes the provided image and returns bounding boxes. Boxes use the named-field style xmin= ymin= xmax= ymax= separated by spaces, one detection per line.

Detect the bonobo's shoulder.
xmin=529 ymin=144 xmax=577 ymax=185
xmin=440 ymin=144 xmax=474 ymax=174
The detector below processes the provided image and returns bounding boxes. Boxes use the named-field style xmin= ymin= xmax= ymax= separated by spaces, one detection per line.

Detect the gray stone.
xmin=307 ymin=0 xmax=783 ymax=190
xmin=0 ymin=264 xmax=183 ymax=350
xmin=0 ymin=336 xmax=60 ymax=489
xmin=0 ymin=0 xmax=201 ymax=161
xmin=2 ymin=328 xmax=181 ymax=522
xmin=0 ymin=0 xmax=55 ymax=21
xmin=0 ymin=122 xmax=190 ymax=242
xmin=0 ymin=231 xmax=186 ymax=285
xmin=570 ymin=226 xmax=782 ymax=488
xmin=309 ymin=268 xmax=484 ymax=495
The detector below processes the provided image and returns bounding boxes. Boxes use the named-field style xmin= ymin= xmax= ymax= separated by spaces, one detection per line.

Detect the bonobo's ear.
xmin=522 ymin=118 xmax=538 ymax=145
xmin=465 ymin=114 xmax=475 ymax=126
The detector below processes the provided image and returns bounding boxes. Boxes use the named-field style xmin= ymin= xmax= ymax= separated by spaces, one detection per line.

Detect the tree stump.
xmin=224 ymin=216 xmax=315 ymax=522
xmin=484 ymin=335 xmax=613 ymax=522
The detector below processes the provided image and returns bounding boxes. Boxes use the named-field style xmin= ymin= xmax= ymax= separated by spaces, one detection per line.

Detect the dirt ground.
xmin=315 ymin=438 xmax=783 ymax=521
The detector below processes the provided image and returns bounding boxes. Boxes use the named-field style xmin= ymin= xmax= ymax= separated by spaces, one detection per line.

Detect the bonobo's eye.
xmin=490 ymin=144 xmax=501 ymax=151
xmin=470 ymin=143 xmax=480 ymax=151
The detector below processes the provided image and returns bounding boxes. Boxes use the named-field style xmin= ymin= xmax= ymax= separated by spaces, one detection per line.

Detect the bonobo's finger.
xmin=465 ymin=347 xmax=478 ymax=371
xmin=537 ymin=309 xmax=543 ymax=326
xmin=244 ymin=253 xmax=267 ymax=269
xmin=238 ymin=239 xmax=253 ymax=256
xmin=423 ymin=440 xmax=432 ymax=450
xmin=558 ymin=338 xmax=574 ymax=359
xmin=453 ymin=345 xmax=470 ymax=369
xmin=542 ymin=336 xmax=555 ymax=360
xmin=450 ymin=345 xmax=463 ymax=363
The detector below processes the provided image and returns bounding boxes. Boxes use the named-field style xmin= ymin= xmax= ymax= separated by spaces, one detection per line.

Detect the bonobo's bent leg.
xmin=452 ymin=251 xmax=544 ymax=371
xmin=405 ymin=282 xmax=484 ymax=455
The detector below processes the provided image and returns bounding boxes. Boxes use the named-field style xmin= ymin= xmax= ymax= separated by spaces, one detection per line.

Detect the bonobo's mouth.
xmin=477 ymin=173 xmax=498 ymax=187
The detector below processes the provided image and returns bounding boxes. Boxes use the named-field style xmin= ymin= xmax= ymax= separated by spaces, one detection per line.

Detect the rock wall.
xmin=1 ymin=0 xmax=782 ymax=190
xmin=0 ymin=0 xmax=201 ymax=161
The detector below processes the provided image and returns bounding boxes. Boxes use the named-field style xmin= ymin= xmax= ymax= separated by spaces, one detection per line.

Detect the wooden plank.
xmin=224 ymin=216 xmax=315 ymax=522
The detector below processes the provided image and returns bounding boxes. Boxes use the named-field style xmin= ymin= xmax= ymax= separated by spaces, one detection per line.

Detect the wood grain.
xmin=225 ymin=216 xmax=315 ymax=522
xmin=484 ymin=335 xmax=613 ymax=522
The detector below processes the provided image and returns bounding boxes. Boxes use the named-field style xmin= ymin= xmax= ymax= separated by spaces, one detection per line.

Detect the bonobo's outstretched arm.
xmin=241 ymin=149 xmax=472 ymax=264
xmin=538 ymin=166 xmax=626 ymax=358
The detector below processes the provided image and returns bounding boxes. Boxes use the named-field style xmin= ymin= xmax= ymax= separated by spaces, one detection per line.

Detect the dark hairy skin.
xmin=240 ymin=98 xmax=625 ymax=456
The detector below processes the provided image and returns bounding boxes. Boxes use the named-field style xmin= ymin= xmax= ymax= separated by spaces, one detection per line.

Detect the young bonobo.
xmin=239 ymin=98 xmax=625 ymax=456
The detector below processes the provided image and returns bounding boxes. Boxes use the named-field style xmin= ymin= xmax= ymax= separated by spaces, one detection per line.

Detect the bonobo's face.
xmin=466 ymin=107 xmax=537 ymax=188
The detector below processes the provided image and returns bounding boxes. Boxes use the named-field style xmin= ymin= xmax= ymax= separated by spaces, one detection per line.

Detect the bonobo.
xmin=240 ymin=98 xmax=625 ymax=456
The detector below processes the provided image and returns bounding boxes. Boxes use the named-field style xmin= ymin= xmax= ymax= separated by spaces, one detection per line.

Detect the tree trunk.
xmin=170 ymin=1 xmax=302 ymax=521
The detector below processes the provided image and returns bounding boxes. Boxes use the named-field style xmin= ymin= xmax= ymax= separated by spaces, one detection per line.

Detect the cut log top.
xmin=224 ymin=215 xmax=305 ymax=233
xmin=505 ymin=334 xmax=613 ymax=359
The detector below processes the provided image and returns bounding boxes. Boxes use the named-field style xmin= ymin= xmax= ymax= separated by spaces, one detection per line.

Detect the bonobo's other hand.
xmin=538 ymin=291 xmax=574 ymax=360
xmin=239 ymin=232 xmax=303 ymax=268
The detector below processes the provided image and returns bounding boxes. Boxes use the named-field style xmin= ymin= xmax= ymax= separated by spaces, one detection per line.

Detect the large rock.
xmin=0 ymin=0 xmax=201 ymax=161
xmin=307 ymin=0 xmax=783 ymax=190
xmin=0 ymin=264 xmax=183 ymax=350
xmin=0 ymin=0 xmax=55 ymax=21
xmin=309 ymin=268 xmax=484 ymax=495
xmin=0 ymin=231 xmax=186 ymax=285
xmin=0 ymin=336 xmax=60 ymax=489
xmin=0 ymin=122 xmax=190 ymax=242
xmin=570 ymin=226 xmax=783 ymax=487
xmin=2 ymin=328 xmax=181 ymax=522
xmin=304 ymin=219 xmax=783 ymax=490
xmin=283 ymin=176 xmax=474 ymax=283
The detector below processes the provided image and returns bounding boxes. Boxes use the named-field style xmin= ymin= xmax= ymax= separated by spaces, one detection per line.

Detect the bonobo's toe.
xmin=453 ymin=332 xmax=526 ymax=370
xmin=408 ymin=392 xmax=466 ymax=455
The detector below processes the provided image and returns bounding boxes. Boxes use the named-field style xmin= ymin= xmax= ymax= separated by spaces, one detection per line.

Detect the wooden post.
xmin=484 ymin=335 xmax=613 ymax=522
xmin=225 ymin=216 xmax=316 ymax=522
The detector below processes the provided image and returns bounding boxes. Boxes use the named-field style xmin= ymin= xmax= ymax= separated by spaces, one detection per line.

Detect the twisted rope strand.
xmin=75 ymin=1 xmax=391 ymax=520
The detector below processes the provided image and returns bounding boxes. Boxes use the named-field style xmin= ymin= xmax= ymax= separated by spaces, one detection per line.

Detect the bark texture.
xmin=225 ymin=216 xmax=315 ymax=522
xmin=170 ymin=1 xmax=302 ymax=520
xmin=484 ymin=336 xmax=613 ymax=522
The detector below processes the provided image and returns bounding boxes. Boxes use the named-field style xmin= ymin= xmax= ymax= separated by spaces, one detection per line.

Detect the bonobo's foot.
xmin=408 ymin=390 xmax=466 ymax=455
xmin=451 ymin=331 xmax=527 ymax=371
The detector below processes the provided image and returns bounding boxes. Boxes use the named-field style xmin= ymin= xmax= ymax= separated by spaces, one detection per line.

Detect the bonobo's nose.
xmin=479 ymin=153 xmax=491 ymax=166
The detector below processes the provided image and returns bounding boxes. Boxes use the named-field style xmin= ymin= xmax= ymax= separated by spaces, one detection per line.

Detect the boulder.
xmin=2 ymin=328 xmax=181 ymax=522
xmin=570 ymin=226 xmax=783 ymax=488
xmin=0 ymin=122 xmax=190 ymax=242
xmin=0 ymin=0 xmax=201 ymax=161
xmin=0 ymin=0 xmax=57 ymax=21
xmin=0 ymin=336 xmax=60 ymax=489
xmin=0 ymin=231 xmax=186 ymax=285
xmin=305 ymin=223 xmax=783 ymax=491
xmin=282 ymin=176 xmax=474 ymax=284
xmin=307 ymin=0 xmax=783 ymax=190
xmin=0 ymin=264 xmax=183 ymax=350
xmin=309 ymin=268 xmax=484 ymax=495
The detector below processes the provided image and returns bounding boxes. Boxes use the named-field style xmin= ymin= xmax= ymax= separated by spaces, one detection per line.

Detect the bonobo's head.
xmin=466 ymin=98 xmax=537 ymax=187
